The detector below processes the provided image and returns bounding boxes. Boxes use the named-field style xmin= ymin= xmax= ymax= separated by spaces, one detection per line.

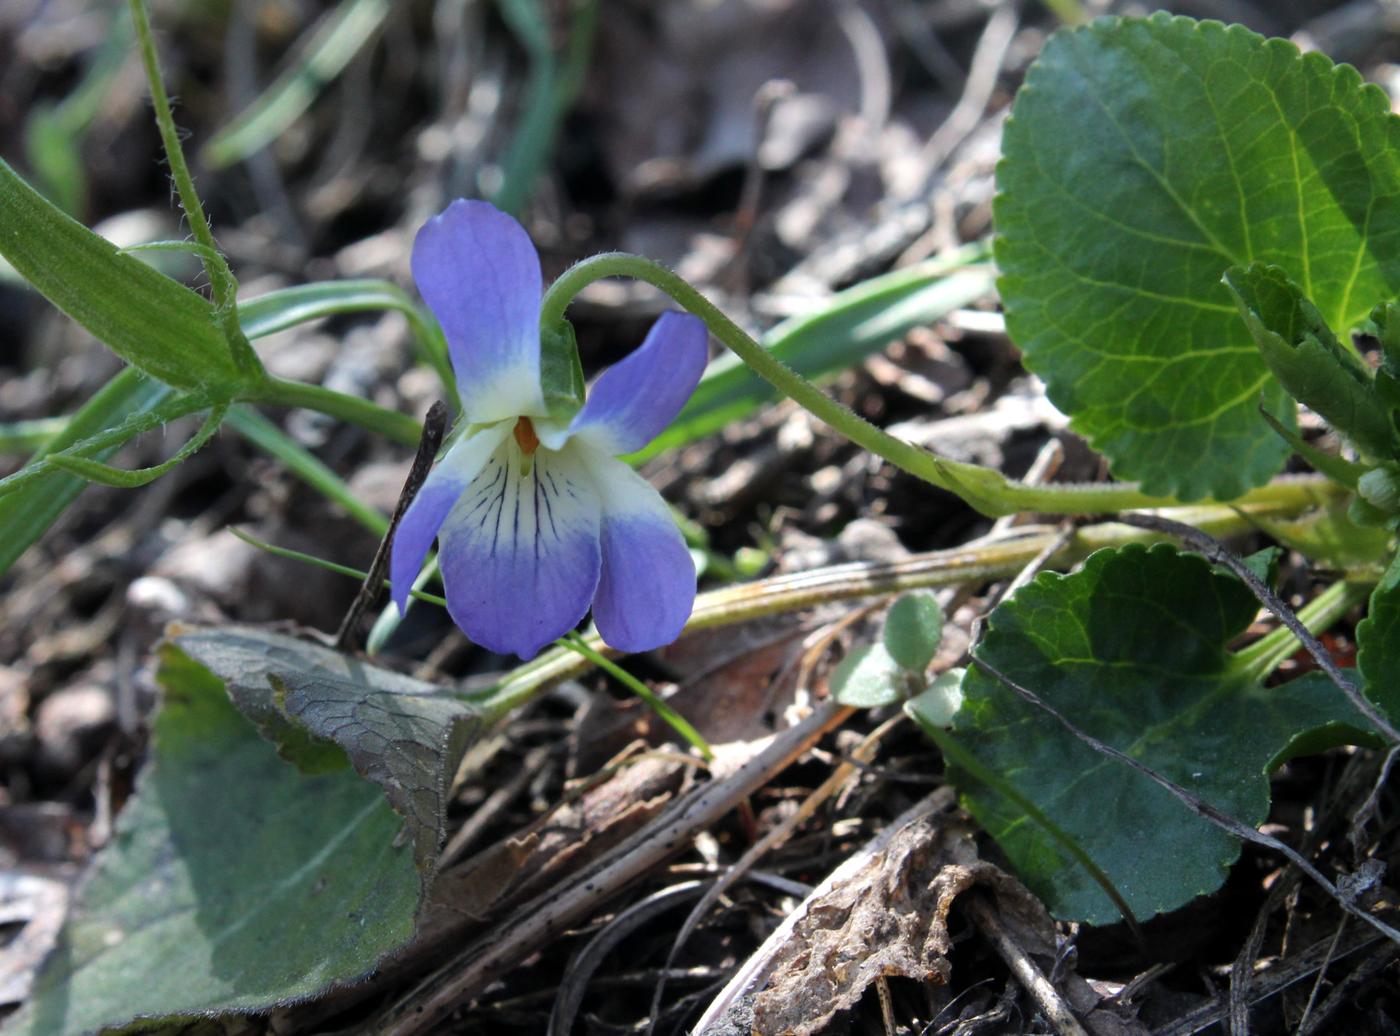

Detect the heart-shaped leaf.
xmin=9 ymin=627 xmax=485 ymax=1034
xmin=996 ymin=14 xmax=1400 ymax=499
xmin=942 ymin=544 xmax=1378 ymax=924
xmin=6 ymin=639 xmax=421 ymax=1035
xmin=172 ymin=626 xmax=484 ymax=872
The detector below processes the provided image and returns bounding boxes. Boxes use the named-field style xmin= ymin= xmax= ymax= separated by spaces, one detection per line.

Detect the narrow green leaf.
xmin=226 ymin=407 xmax=389 ymax=535
xmin=46 ymin=403 xmax=227 ymax=488
xmin=238 ymin=279 xmax=455 ymax=394
xmin=0 ymin=369 xmax=173 ymax=578
xmin=996 ymin=14 xmax=1400 ymax=499
xmin=1257 ymin=406 xmax=1367 ymax=489
xmin=0 ymin=159 xmax=241 ymax=392
xmin=882 ymin=590 xmax=944 ymax=673
xmin=1225 ymin=264 xmax=1396 ymax=460
xmin=1250 ymin=498 xmax=1393 ymax=571
xmin=1357 ymin=550 xmax=1400 ymax=723
xmin=632 ymin=255 xmax=994 ymax=462
xmin=0 ymin=417 xmax=67 ymax=454
xmin=202 ymin=0 xmax=390 ymax=168
xmin=5 ymin=638 xmax=421 ymax=1036
xmin=946 ymin=544 xmax=1379 ymax=923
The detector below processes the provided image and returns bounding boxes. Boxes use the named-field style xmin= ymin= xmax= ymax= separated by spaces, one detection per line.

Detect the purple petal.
xmin=581 ymin=452 xmax=695 ymax=653
xmin=568 ymin=311 xmax=708 ymax=456
xmin=412 ymin=200 xmax=546 ymax=423
xmin=438 ymin=440 xmax=601 ymax=659
xmin=390 ymin=425 xmax=510 ymax=613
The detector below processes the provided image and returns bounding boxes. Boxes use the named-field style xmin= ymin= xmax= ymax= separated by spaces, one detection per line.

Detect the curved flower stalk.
xmin=391 ymin=201 xmax=708 ymax=659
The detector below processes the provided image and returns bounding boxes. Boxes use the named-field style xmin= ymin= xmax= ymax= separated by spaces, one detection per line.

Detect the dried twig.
xmin=378 ymin=700 xmax=857 ymax=1035
xmin=334 ymin=400 xmax=447 ymax=650
xmin=964 ymin=894 xmax=1089 ymax=1036
xmin=1115 ymin=513 xmax=1400 ymax=745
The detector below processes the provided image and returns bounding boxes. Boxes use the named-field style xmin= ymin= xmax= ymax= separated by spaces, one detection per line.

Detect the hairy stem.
xmin=539 ymin=253 xmax=1337 ymax=518
xmin=129 ymin=0 xmax=262 ymax=379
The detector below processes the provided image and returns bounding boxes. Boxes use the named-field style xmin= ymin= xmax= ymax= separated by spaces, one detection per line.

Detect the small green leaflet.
xmin=941 ymin=544 xmax=1378 ymax=924
xmin=996 ymin=14 xmax=1400 ymax=500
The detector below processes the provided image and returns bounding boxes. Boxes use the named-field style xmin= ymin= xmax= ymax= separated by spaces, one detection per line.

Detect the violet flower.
xmin=391 ymin=200 xmax=708 ymax=660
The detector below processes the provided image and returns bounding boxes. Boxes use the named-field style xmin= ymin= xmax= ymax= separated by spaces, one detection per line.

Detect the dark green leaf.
xmin=5 ymin=639 xmax=420 ymax=1035
xmin=1225 ymin=264 xmax=1395 ymax=459
xmin=996 ymin=14 xmax=1400 ymax=499
xmin=632 ymin=257 xmax=994 ymax=462
xmin=882 ymin=590 xmax=944 ymax=673
xmin=0 ymin=159 xmax=241 ymax=393
xmin=947 ymin=544 xmax=1377 ymax=923
xmin=1357 ymin=550 xmax=1400 ymax=723
xmin=172 ymin=626 xmax=484 ymax=871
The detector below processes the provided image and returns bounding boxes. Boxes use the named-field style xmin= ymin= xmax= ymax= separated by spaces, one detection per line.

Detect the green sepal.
xmin=1224 ymin=264 xmax=1396 ymax=461
xmin=540 ymin=321 xmax=586 ymax=423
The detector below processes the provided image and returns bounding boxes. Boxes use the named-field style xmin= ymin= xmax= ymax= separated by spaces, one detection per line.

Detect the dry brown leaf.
xmin=753 ymin=814 xmax=1053 ymax=1035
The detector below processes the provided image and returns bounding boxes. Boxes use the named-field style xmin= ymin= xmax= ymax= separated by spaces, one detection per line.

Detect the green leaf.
xmin=1251 ymin=498 xmax=1393 ymax=571
xmin=631 ymin=256 xmax=995 ymax=462
xmin=172 ymin=626 xmax=484 ymax=872
xmin=226 ymin=406 xmax=390 ymax=535
xmin=905 ymin=668 xmax=965 ymax=730
xmin=1225 ymin=264 xmax=1396 ymax=459
xmin=0 ymin=159 xmax=242 ymax=393
xmin=1357 ymin=550 xmax=1400 ymax=723
xmin=0 ymin=368 xmax=174 ymax=578
xmin=947 ymin=544 xmax=1377 ymax=923
xmin=996 ymin=14 xmax=1400 ymax=500
xmin=202 ymin=0 xmax=390 ymax=169
xmin=5 ymin=638 xmax=420 ymax=1036
xmin=46 ymin=403 xmax=227 ymax=488
xmin=882 ymin=590 xmax=944 ymax=672
xmin=830 ymin=643 xmax=907 ymax=708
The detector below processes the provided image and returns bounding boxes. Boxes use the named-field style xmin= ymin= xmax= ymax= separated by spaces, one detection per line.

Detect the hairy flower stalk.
xmin=391 ymin=201 xmax=707 ymax=659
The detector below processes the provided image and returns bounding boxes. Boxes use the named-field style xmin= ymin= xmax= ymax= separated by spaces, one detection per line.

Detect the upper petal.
xmin=567 ymin=311 xmax=708 ymax=456
xmin=412 ymin=200 xmax=546 ymax=423
xmin=576 ymin=450 xmax=696 ymax=653
xmin=437 ymin=439 xmax=601 ymax=659
xmin=390 ymin=423 xmax=511 ymax=613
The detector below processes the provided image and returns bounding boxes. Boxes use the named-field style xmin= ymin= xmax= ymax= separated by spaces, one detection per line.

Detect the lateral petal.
xmin=412 ymin=200 xmax=547 ymax=423
xmin=568 ymin=311 xmax=708 ymax=456
xmin=438 ymin=440 xmax=602 ymax=659
xmin=578 ymin=451 xmax=696 ymax=653
xmin=390 ymin=424 xmax=511 ymax=613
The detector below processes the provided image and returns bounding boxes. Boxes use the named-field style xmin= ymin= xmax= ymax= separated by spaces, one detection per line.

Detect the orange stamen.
xmin=513 ymin=416 xmax=540 ymax=455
